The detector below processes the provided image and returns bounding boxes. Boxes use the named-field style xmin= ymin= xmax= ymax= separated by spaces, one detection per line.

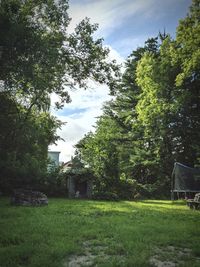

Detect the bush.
xmin=117 ymin=178 xmax=146 ymax=200
xmin=142 ymin=179 xmax=171 ymax=199
xmin=91 ymin=174 xmax=151 ymax=201
xmin=92 ymin=191 xmax=119 ymax=201
xmin=40 ymin=166 xmax=67 ymax=197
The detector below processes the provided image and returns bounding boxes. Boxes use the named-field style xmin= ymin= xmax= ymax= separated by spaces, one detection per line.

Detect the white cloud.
xmin=49 ymin=91 xmax=110 ymax=162
xmin=49 ymin=115 xmax=88 ymax=162
xmin=104 ymin=45 xmax=124 ymax=65
xmin=66 ymin=0 xmax=159 ymax=58
xmin=68 ymin=0 xmax=153 ymax=37
xmin=67 ymin=0 xmax=191 ymax=58
xmin=49 ymin=84 xmax=112 ymax=162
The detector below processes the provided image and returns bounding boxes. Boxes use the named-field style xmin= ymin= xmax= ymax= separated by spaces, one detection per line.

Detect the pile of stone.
xmin=11 ymin=189 xmax=48 ymax=206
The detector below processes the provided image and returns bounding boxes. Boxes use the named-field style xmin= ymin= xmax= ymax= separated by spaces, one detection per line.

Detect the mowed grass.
xmin=0 ymin=197 xmax=200 ymax=267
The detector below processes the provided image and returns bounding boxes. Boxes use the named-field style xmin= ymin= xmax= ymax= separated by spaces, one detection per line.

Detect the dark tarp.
xmin=172 ymin=162 xmax=200 ymax=192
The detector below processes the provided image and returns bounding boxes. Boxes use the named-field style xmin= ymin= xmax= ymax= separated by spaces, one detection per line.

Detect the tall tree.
xmin=0 ymin=0 xmax=120 ymax=192
xmin=0 ymin=0 xmax=119 ymax=109
xmin=76 ymin=0 xmax=200 ymax=198
xmin=170 ymin=0 xmax=200 ymax=166
xmin=76 ymin=114 xmax=120 ymax=191
xmin=110 ymin=38 xmax=161 ymax=184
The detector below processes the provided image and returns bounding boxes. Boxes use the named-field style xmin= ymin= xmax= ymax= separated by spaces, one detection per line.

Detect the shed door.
xmin=75 ymin=181 xmax=87 ymax=196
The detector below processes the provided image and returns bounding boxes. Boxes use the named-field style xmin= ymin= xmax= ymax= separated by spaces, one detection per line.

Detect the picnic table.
xmin=187 ymin=193 xmax=200 ymax=210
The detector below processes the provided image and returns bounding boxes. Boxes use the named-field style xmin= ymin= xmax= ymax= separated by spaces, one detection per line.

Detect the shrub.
xmin=117 ymin=178 xmax=146 ymax=200
xmin=142 ymin=179 xmax=171 ymax=199
xmin=38 ymin=166 xmax=67 ymax=197
xmin=92 ymin=191 xmax=119 ymax=201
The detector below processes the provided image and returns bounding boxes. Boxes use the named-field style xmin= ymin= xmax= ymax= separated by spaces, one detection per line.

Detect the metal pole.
xmin=171 ymin=163 xmax=176 ymax=200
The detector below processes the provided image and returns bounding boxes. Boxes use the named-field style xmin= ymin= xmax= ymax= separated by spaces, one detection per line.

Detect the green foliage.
xmin=0 ymin=95 xmax=61 ymax=193
xmin=0 ymin=0 xmax=120 ymax=193
xmin=118 ymin=176 xmax=146 ymax=200
xmin=171 ymin=0 xmax=200 ymax=86
xmin=92 ymin=191 xmax=119 ymax=201
xmin=41 ymin=166 xmax=67 ymax=197
xmin=0 ymin=0 xmax=120 ymax=109
xmin=75 ymin=116 xmax=121 ymax=189
xmin=64 ymin=155 xmax=94 ymax=180
xmin=76 ymin=0 xmax=200 ymax=198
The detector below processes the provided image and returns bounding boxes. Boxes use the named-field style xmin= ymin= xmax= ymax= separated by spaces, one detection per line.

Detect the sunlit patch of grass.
xmin=0 ymin=197 xmax=199 ymax=266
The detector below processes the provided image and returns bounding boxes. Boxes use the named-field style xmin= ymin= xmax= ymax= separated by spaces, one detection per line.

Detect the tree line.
xmin=0 ymin=0 xmax=199 ymax=198
xmin=75 ymin=0 xmax=200 ymax=199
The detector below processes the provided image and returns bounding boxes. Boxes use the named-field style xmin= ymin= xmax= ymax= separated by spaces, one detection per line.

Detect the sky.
xmin=49 ymin=0 xmax=192 ymax=162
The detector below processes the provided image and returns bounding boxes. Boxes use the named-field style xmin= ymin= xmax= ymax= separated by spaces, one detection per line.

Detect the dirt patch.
xmin=149 ymin=246 xmax=200 ymax=267
xmin=65 ymin=243 xmax=200 ymax=267
xmin=150 ymin=257 xmax=176 ymax=267
xmin=64 ymin=240 xmax=125 ymax=267
xmin=66 ymin=254 xmax=95 ymax=267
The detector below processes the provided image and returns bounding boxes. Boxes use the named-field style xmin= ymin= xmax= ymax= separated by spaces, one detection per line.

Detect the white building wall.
xmin=48 ymin=151 xmax=60 ymax=166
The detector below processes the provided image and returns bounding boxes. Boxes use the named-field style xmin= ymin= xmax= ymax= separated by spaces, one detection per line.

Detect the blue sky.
xmin=68 ymin=0 xmax=191 ymax=57
xmin=50 ymin=0 xmax=192 ymax=161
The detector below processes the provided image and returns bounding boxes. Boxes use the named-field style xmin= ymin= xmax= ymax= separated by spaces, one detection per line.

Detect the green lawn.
xmin=0 ymin=197 xmax=200 ymax=267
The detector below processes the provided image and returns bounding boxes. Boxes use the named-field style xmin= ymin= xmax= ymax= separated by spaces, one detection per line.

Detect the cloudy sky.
xmin=49 ymin=0 xmax=192 ymax=162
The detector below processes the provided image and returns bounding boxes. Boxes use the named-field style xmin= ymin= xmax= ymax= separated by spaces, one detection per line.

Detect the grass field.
xmin=0 ymin=197 xmax=200 ymax=267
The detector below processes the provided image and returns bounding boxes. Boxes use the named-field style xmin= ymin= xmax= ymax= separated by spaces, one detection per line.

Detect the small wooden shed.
xmin=62 ymin=160 xmax=93 ymax=198
xmin=67 ymin=175 xmax=93 ymax=198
